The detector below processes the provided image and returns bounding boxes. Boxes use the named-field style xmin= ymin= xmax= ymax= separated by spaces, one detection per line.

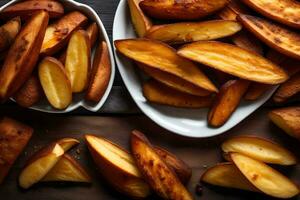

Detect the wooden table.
xmin=0 ymin=0 xmax=299 ymax=200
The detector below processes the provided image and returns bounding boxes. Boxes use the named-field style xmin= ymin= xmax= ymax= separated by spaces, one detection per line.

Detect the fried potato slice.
xmin=65 ymin=30 xmax=90 ymax=93
xmin=0 ymin=17 xmax=21 ymax=52
xmin=143 ymin=80 xmax=213 ymax=108
xmin=0 ymin=117 xmax=33 ymax=184
xmin=131 ymin=130 xmax=193 ymax=200
xmin=41 ymin=11 xmax=88 ymax=56
xmin=85 ymin=41 xmax=111 ymax=102
xmin=38 ymin=57 xmax=72 ymax=109
xmin=208 ymin=80 xmax=250 ymax=127
xmin=145 ymin=20 xmax=241 ymax=44
xmin=178 ymin=41 xmax=288 ymax=84
xmin=115 ymin=39 xmax=217 ymax=92
xmin=222 ymin=136 xmax=297 ymax=165
xmin=0 ymin=0 xmax=64 ymax=20
xmin=128 ymin=0 xmax=152 ymax=37
xmin=238 ymin=14 xmax=300 ymax=60
xmin=0 ymin=11 xmax=49 ymax=102
xmin=201 ymin=162 xmax=257 ymax=191
xmin=231 ymin=153 xmax=299 ymax=198
xmin=139 ymin=0 xmax=228 ymax=20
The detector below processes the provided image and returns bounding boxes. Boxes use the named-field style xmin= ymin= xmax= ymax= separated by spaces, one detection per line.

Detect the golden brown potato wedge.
xmin=65 ymin=30 xmax=90 ymax=93
xmin=115 ymin=39 xmax=217 ymax=92
xmin=85 ymin=41 xmax=111 ymax=102
xmin=238 ymin=14 xmax=300 ymax=60
xmin=0 ymin=117 xmax=33 ymax=184
xmin=0 ymin=0 xmax=64 ymax=20
xmin=201 ymin=162 xmax=257 ymax=191
xmin=269 ymin=107 xmax=300 ymax=140
xmin=56 ymin=138 xmax=80 ymax=152
xmin=0 ymin=11 xmax=49 ymax=102
xmin=231 ymin=153 xmax=299 ymax=198
xmin=0 ymin=17 xmax=21 ymax=52
xmin=143 ymin=80 xmax=213 ymax=108
xmin=139 ymin=0 xmax=228 ymax=20
xmin=14 ymin=75 xmax=43 ymax=108
xmin=131 ymin=130 xmax=193 ymax=200
xmin=41 ymin=11 xmax=88 ymax=56
xmin=241 ymin=0 xmax=300 ymax=29
xmin=222 ymin=136 xmax=297 ymax=165
xmin=178 ymin=41 xmax=288 ymax=84
xmin=38 ymin=57 xmax=72 ymax=110
xmin=208 ymin=80 xmax=250 ymax=127
xmin=145 ymin=20 xmax=242 ymax=44
xmin=128 ymin=0 xmax=152 ymax=37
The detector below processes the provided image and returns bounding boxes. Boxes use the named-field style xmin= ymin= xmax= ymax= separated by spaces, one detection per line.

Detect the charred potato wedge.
xmin=0 ymin=17 xmax=21 ymax=52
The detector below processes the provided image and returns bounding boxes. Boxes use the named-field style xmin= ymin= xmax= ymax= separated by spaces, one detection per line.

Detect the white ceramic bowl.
xmin=1 ymin=0 xmax=115 ymax=113
xmin=113 ymin=0 xmax=277 ymax=138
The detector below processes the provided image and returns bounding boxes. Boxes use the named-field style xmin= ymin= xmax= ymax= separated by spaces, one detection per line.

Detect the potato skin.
xmin=0 ymin=17 xmax=21 ymax=52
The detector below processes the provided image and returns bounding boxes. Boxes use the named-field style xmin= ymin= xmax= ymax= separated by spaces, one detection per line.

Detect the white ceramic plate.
xmin=112 ymin=0 xmax=277 ymax=138
xmin=1 ymin=0 xmax=115 ymax=113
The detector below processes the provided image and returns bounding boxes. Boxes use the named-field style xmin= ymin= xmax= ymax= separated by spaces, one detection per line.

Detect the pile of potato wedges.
xmin=115 ymin=0 xmax=300 ymax=127
xmin=0 ymin=0 xmax=111 ymax=110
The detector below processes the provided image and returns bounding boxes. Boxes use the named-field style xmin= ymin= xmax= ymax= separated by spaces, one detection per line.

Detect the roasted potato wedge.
xmin=222 ymin=136 xmax=297 ymax=165
xmin=115 ymin=39 xmax=217 ymax=92
xmin=0 ymin=117 xmax=33 ymax=184
xmin=85 ymin=41 xmax=111 ymax=102
xmin=0 ymin=11 xmax=49 ymax=102
xmin=178 ymin=41 xmax=288 ymax=84
xmin=128 ymin=0 xmax=152 ymax=37
xmin=56 ymin=138 xmax=80 ymax=152
xmin=0 ymin=17 xmax=21 ymax=52
xmin=208 ymin=80 xmax=250 ymax=127
xmin=143 ymin=80 xmax=213 ymax=108
xmin=0 ymin=0 xmax=64 ymax=20
xmin=238 ymin=14 xmax=300 ymax=60
xmin=139 ymin=0 xmax=228 ymax=20
xmin=38 ymin=57 xmax=72 ymax=109
xmin=145 ymin=20 xmax=241 ymax=44
xmin=269 ymin=107 xmax=300 ymax=140
xmin=131 ymin=130 xmax=193 ymax=200
xmin=41 ymin=11 xmax=88 ymax=56
xmin=65 ymin=30 xmax=90 ymax=93
xmin=231 ymin=153 xmax=299 ymax=198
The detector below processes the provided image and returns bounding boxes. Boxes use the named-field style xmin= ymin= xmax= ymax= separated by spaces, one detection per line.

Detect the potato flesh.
xmin=57 ymin=138 xmax=79 ymax=152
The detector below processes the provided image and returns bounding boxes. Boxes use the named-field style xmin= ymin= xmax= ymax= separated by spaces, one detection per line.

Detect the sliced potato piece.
xmin=86 ymin=22 xmax=99 ymax=47
xmin=145 ymin=20 xmax=241 ymax=44
xmin=38 ymin=57 xmax=72 ymax=109
xmin=115 ymin=39 xmax=217 ymax=92
xmin=0 ymin=17 xmax=21 ymax=52
xmin=178 ymin=41 xmax=288 ymax=84
xmin=57 ymin=138 xmax=80 ymax=152
xmin=231 ymin=153 xmax=299 ymax=198
xmin=222 ymin=136 xmax=297 ymax=165
xmin=208 ymin=80 xmax=250 ymax=127
xmin=143 ymin=79 xmax=212 ymax=108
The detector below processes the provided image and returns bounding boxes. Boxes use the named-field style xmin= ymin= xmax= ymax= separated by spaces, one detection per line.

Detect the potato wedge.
xmin=131 ymin=130 xmax=193 ymax=200
xmin=57 ymin=138 xmax=80 ymax=152
xmin=14 ymin=75 xmax=43 ymax=108
xmin=139 ymin=0 xmax=228 ymax=20
xmin=128 ymin=0 xmax=152 ymax=37
xmin=201 ymin=163 xmax=257 ymax=191
xmin=85 ymin=41 xmax=111 ymax=102
xmin=238 ymin=14 xmax=300 ymax=60
xmin=0 ymin=11 xmax=49 ymax=102
xmin=65 ymin=30 xmax=90 ymax=93
xmin=137 ymin=62 xmax=211 ymax=97
xmin=143 ymin=80 xmax=213 ymax=108
xmin=0 ymin=17 xmax=21 ymax=52
xmin=38 ymin=57 xmax=72 ymax=109
xmin=145 ymin=20 xmax=242 ymax=44
xmin=222 ymin=136 xmax=297 ymax=165
xmin=0 ymin=117 xmax=33 ymax=184
xmin=115 ymin=39 xmax=217 ymax=92
xmin=0 ymin=0 xmax=64 ymax=20
xmin=230 ymin=153 xmax=299 ymax=198
xmin=178 ymin=41 xmax=288 ymax=84
xmin=41 ymin=11 xmax=88 ymax=56
xmin=269 ymin=107 xmax=300 ymax=140
xmin=208 ymin=80 xmax=250 ymax=127
xmin=241 ymin=0 xmax=300 ymax=29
